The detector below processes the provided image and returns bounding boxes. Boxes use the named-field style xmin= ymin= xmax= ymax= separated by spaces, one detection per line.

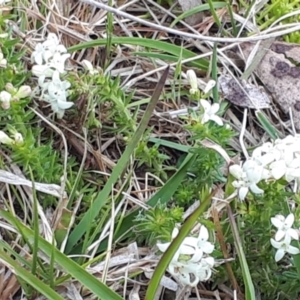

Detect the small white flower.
xmin=157 ymin=225 xmax=215 ymax=286
xmin=171 ymin=260 xmax=213 ymax=286
xmin=271 ymin=214 xmax=299 ymax=241
xmin=200 ymin=99 xmax=223 ymax=126
xmin=229 ymin=162 xmax=264 ymax=200
xmin=271 ymin=235 xmax=300 ymax=262
xmin=0 ymin=131 xmax=13 ymax=145
xmin=43 ymin=71 xmax=71 ymax=102
xmin=31 ymin=43 xmax=53 ymax=65
xmin=31 ymin=34 xmax=68 ymax=65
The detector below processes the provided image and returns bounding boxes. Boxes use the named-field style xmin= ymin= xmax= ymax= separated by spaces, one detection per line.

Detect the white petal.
xmin=183 ymin=237 xmax=198 ymax=249
xmin=210 ymin=103 xmax=220 ymax=114
xmin=204 ymin=80 xmax=216 ymax=94
xmin=189 ymin=248 xmax=203 ymax=262
xmin=288 ymin=228 xmax=299 ymax=241
xmin=271 ymin=216 xmax=284 ymax=229
xmin=198 ymin=225 xmax=209 ymax=241
xmin=288 ymin=168 xmax=300 ymax=178
xmin=275 ymin=230 xmax=285 ymax=241
xmin=252 ymin=147 xmax=262 ymax=158
xmin=270 ymin=238 xmax=281 ymax=249
xmin=287 ymin=245 xmax=300 ymax=255
xmin=203 ymin=256 xmax=215 ymax=267
xmin=56 ymin=100 xmax=74 ymax=109
xmin=156 ymin=242 xmax=170 ymax=253
xmin=32 ymin=65 xmax=53 ymax=78
xmin=34 ymin=52 xmax=43 ymax=65
xmin=201 ymin=113 xmax=210 ymax=124
xmin=285 ymin=214 xmax=295 ymax=228
xmin=172 ymin=227 xmax=179 ymax=239
xmin=239 ymin=186 xmax=249 ymax=200
xmin=200 ymin=241 xmax=214 ymax=254
xmin=246 ymin=167 xmax=262 ymax=183
xmin=200 ymin=99 xmax=211 ymax=112
xmin=285 ymin=172 xmax=296 ymax=182
xmin=179 ymin=244 xmax=196 ymax=255
xmin=249 ymin=183 xmax=264 ymax=195
xmin=261 ymin=168 xmax=271 ymax=180
xmin=210 ymin=115 xmax=223 ymax=126
xmin=270 ymin=161 xmax=286 ymax=179
xmin=56 ymin=44 xmax=67 ymax=53
xmin=275 ymin=249 xmax=285 ymax=262
xmin=284 ymin=149 xmax=294 ymax=165
xmin=256 ymin=153 xmax=276 ymax=166
xmin=229 ymin=165 xmax=243 ymax=179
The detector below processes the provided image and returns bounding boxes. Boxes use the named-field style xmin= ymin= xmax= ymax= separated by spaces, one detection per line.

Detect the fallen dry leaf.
xmin=218 ymin=75 xmax=271 ymax=109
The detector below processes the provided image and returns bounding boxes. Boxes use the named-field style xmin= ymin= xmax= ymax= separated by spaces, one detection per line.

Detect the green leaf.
xmin=170 ymin=2 xmax=226 ymax=27
xmin=255 ymin=110 xmax=279 ymax=139
xmin=148 ymin=137 xmax=191 ymax=152
xmin=0 ymin=211 xmax=124 ymax=300
xmin=0 ymin=247 xmax=65 ymax=300
xmin=68 ymin=37 xmax=208 ymax=70
xmin=227 ymin=205 xmax=255 ymax=300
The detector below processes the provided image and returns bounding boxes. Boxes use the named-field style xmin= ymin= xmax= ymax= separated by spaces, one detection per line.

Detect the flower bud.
xmin=82 ymin=59 xmax=99 ymax=75
xmin=15 ymin=85 xmax=32 ymax=99
xmin=0 ymin=91 xmax=11 ymax=109
xmin=0 ymin=131 xmax=13 ymax=145
xmin=0 ymin=52 xmax=7 ymax=68
xmin=204 ymin=80 xmax=216 ymax=94
xmin=14 ymin=132 xmax=23 ymax=145
xmin=186 ymin=70 xmax=198 ymax=94
xmin=5 ymin=83 xmax=16 ymax=94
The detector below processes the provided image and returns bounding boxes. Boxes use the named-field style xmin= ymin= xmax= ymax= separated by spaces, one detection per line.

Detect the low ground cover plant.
xmin=1 ymin=0 xmax=300 ymax=299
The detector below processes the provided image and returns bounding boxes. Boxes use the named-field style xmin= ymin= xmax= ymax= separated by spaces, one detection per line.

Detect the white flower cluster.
xmin=270 ymin=213 xmax=300 ymax=262
xmin=31 ymin=33 xmax=73 ymax=118
xmin=229 ymin=135 xmax=300 ymax=200
xmin=157 ymin=225 xmax=215 ymax=286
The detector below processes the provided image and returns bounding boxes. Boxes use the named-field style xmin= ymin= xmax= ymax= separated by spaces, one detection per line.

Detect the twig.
xmin=80 ymin=0 xmax=300 ymax=43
